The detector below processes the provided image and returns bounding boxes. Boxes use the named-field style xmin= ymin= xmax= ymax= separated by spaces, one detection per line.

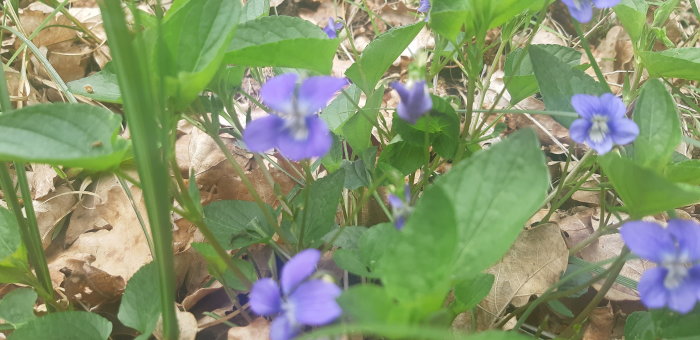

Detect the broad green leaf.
xmin=600 ymin=154 xmax=700 ymax=218
xmin=225 ymin=16 xmax=340 ymax=74
xmin=0 ymin=103 xmax=129 ymax=171
xmin=378 ymin=187 xmax=457 ymax=314
xmin=341 ymin=85 xmax=383 ymax=153
xmin=203 ymin=200 xmax=274 ymax=250
xmin=632 ymin=79 xmax=680 ymax=170
xmin=321 ymin=226 xmax=366 ymax=249
xmin=345 ymin=22 xmax=424 ymax=94
xmin=191 ymin=243 xmax=257 ymax=291
xmin=341 ymin=159 xmax=370 ymax=190
xmin=530 ymin=44 xmax=604 ymax=127
xmin=453 ymin=273 xmax=495 ymax=312
xmin=162 ymin=0 xmax=241 ymax=106
xmin=337 ymin=285 xmax=409 ymax=325
xmin=625 ymin=310 xmax=700 ymax=340
xmin=67 ymin=65 xmax=121 ymax=103
xmin=291 ymin=169 xmax=345 ymax=248
xmin=436 ymin=129 xmax=549 ymax=278
xmin=614 ymin=0 xmax=648 ymax=43
xmin=651 ymin=0 xmax=681 ymax=27
xmin=665 ymin=160 xmax=700 ymax=185
xmin=430 ymin=0 xmax=546 ymax=41
xmin=118 ymin=262 xmax=159 ymax=340
xmin=333 ymin=223 xmax=399 ymax=278
xmin=322 ymin=85 xmax=361 ymax=133
xmin=377 ymin=140 xmax=425 ymax=175
xmin=240 ymin=0 xmax=269 ymax=23
xmin=640 ymin=48 xmax=700 ymax=81
xmin=0 ymin=207 xmax=22 ymax=263
xmin=505 ymin=45 xmax=581 ymax=104
xmin=8 ymin=311 xmax=112 ymax=340
xmin=0 ymin=288 xmax=37 ymax=327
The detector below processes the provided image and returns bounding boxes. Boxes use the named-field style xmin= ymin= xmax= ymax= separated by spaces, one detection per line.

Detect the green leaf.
xmin=332 ymin=223 xmax=399 ymax=278
xmin=640 ymin=48 xmax=700 ymax=81
xmin=0 ymin=288 xmax=37 ymax=327
xmin=665 ymin=160 xmax=700 ymax=185
xmin=341 ymin=85 xmax=383 ymax=153
xmin=614 ymin=0 xmax=648 ymax=43
xmin=505 ymin=45 xmax=581 ymax=104
xmin=0 ymin=103 xmax=129 ymax=171
xmin=341 ymin=159 xmax=370 ymax=190
xmin=118 ymin=262 xmax=159 ymax=340
xmin=530 ymin=44 xmax=604 ymax=127
xmin=632 ymin=79 xmax=680 ymax=171
xmin=162 ymin=0 xmax=241 ymax=106
xmin=392 ymin=95 xmax=459 ymax=159
xmin=225 ymin=16 xmax=340 ymax=74
xmin=547 ymin=300 xmax=574 ymax=318
xmin=436 ymin=129 xmax=549 ymax=278
xmin=600 ymin=154 xmax=700 ymax=218
xmin=321 ymin=226 xmax=366 ymax=249
xmin=345 ymin=22 xmax=424 ymax=94
xmin=240 ymin=0 xmax=269 ymax=23
xmin=453 ymin=273 xmax=495 ymax=312
xmin=191 ymin=243 xmax=256 ymax=291
xmin=8 ymin=311 xmax=112 ymax=340
xmin=203 ymin=200 xmax=274 ymax=250
xmin=378 ymin=187 xmax=457 ymax=314
xmin=430 ymin=0 xmax=546 ymax=41
xmin=625 ymin=310 xmax=700 ymax=340
xmin=322 ymin=85 xmax=361 ymax=133
xmin=377 ymin=140 xmax=425 ymax=175
xmin=294 ymin=169 xmax=346 ymax=248
xmin=67 ymin=65 xmax=121 ymax=103
xmin=337 ymin=285 xmax=409 ymax=325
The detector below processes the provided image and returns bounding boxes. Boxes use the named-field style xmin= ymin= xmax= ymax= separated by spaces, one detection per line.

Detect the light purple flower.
xmin=388 ymin=185 xmax=412 ymax=230
xmin=391 ymin=80 xmax=432 ymax=124
xmin=620 ymin=219 xmax=700 ymax=314
xmin=417 ymin=0 xmax=430 ymax=13
xmin=322 ymin=18 xmax=343 ymax=39
xmin=568 ymin=93 xmax=639 ymax=155
xmin=243 ymin=74 xmax=347 ymax=161
xmin=561 ymin=0 xmax=620 ymax=23
xmin=249 ymin=249 xmax=342 ymax=340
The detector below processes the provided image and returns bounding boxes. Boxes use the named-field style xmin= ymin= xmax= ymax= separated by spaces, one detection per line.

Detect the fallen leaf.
xmin=27 ymin=164 xmax=57 ymax=199
xmin=154 ymin=309 xmax=198 ymax=340
xmin=34 ymin=184 xmax=79 ymax=248
xmin=478 ymin=223 xmax=568 ymax=327
xmin=228 ymin=317 xmax=270 ymax=340
xmin=582 ymin=303 xmax=615 ymax=340
xmin=59 ymin=256 xmax=125 ymax=308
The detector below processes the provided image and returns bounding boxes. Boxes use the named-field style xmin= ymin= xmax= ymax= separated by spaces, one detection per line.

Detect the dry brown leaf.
xmin=48 ymin=175 xmax=152 ymax=287
xmin=59 ymin=256 xmax=125 ymax=308
xmin=582 ymin=304 xmax=615 ymax=340
xmin=379 ymin=2 xmax=417 ymax=27
xmin=571 ymin=181 xmax=602 ymax=205
xmin=27 ymin=164 xmax=57 ymax=199
xmin=478 ymin=223 xmax=568 ymax=327
xmin=19 ymin=5 xmax=76 ymax=48
xmin=155 ymin=309 xmax=198 ymax=340
xmin=228 ymin=317 xmax=270 ymax=340
xmin=35 ymin=184 xmax=79 ymax=248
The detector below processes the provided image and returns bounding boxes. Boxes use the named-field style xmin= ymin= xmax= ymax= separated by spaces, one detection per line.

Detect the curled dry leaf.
xmin=478 ymin=223 xmax=568 ymax=328
xmin=27 ymin=164 xmax=57 ymax=199
xmin=48 ymin=175 xmax=152 ymax=287
xmin=59 ymin=256 xmax=125 ymax=308
xmin=34 ymin=184 xmax=79 ymax=249
xmin=155 ymin=309 xmax=198 ymax=340
xmin=582 ymin=303 xmax=615 ymax=340
xmin=228 ymin=317 xmax=270 ymax=340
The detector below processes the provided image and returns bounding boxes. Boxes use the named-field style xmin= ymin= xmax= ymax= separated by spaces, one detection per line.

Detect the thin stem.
xmin=573 ymin=21 xmax=612 ymax=93
xmin=97 ymin=1 xmax=178 ymax=338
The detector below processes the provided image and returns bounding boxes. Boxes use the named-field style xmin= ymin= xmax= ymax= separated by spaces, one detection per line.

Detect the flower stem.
xmin=573 ymin=21 xmax=612 ymax=93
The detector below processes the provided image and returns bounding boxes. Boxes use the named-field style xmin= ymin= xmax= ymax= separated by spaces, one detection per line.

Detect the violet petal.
xmin=281 ymin=249 xmax=321 ymax=295
xmin=288 ymin=279 xmax=342 ymax=326
xmin=261 ymin=74 xmax=298 ymax=115
xmin=243 ymin=115 xmax=285 ymax=153
xmin=620 ymin=221 xmax=676 ymax=263
xmin=249 ymin=278 xmax=282 ymax=316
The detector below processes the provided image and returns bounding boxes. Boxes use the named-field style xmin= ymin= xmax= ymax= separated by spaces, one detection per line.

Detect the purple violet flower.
xmin=249 ymin=249 xmax=342 ymax=340
xmin=620 ymin=219 xmax=700 ymax=314
xmin=388 ymin=186 xmax=412 ymax=230
xmin=391 ymin=80 xmax=432 ymax=124
xmin=561 ymin=0 xmax=620 ymax=23
xmin=323 ymin=18 xmax=343 ymax=39
xmin=568 ymin=93 xmax=639 ymax=155
xmin=417 ymin=0 xmax=430 ymax=13
xmin=243 ymin=74 xmax=347 ymax=161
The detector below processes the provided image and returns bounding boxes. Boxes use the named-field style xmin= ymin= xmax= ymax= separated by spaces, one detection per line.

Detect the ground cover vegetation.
xmin=0 ymin=0 xmax=700 ymax=339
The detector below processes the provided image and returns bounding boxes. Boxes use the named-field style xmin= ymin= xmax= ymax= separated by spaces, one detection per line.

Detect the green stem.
xmin=97 ymin=1 xmax=178 ymax=338
xmin=0 ymin=63 xmax=55 ymax=309
xmin=573 ymin=21 xmax=612 ymax=93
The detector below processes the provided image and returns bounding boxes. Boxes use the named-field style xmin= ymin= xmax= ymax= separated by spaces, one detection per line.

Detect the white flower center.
xmin=282 ymin=96 xmax=309 ymax=141
xmin=662 ymin=253 xmax=691 ymax=289
xmin=572 ymin=0 xmax=583 ymax=9
xmin=588 ymin=115 xmax=609 ymax=143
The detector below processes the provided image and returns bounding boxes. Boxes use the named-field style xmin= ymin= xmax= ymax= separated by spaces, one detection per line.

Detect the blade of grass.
xmin=96 ymin=1 xmax=178 ymax=338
